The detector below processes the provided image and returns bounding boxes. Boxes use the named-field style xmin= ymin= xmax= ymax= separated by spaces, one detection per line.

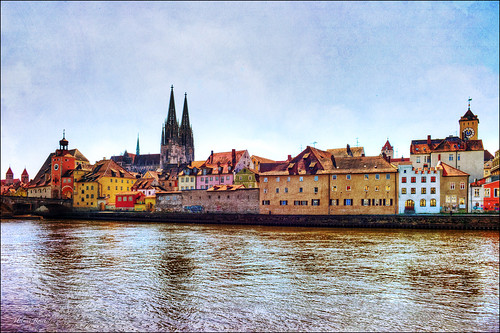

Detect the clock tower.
xmin=459 ymin=98 xmax=479 ymax=141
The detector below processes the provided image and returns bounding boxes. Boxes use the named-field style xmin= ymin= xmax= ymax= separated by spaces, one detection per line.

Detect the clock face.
xmin=463 ymin=127 xmax=475 ymax=139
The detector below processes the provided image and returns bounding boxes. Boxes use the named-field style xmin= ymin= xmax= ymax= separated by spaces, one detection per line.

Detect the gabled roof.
xmin=202 ymin=150 xmax=247 ymax=174
xmin=327 ymin=146 xmax=365 ymax=157
xmin=133 ymin=154 xmax=160 ymax=166
xmin=260 ymin=146 xmax=335 ymax=175
xmin=436 ymin=161 xmax=469 ymax=177
xmin=251 ymin=155 xmax=276 ymax=164
xmin=332 ymin=155 xmax=398 ymax=174
xmin=411 ymin=136 xmax=483 ymax=154
xmin=6 ymin=167 xmax=13 ymax=175
xmin=78 ymin=159 xmax=135 ymax=182
xmin=206 ymin=184 xmax=246 ymax=191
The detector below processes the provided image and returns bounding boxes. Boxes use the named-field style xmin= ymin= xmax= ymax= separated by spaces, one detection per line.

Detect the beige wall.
xmin=440 ymin=175 xmax=469 ymax=212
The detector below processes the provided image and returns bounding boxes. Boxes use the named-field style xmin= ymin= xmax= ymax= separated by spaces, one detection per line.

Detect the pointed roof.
xmin=179 ymin=92 xmax=194 ymax=146
xmin=382 ymin=140 xmax=393 ymax=151
xmin=78 ymin=159 xmax=136 ymax=182
xmin=460 ymin=108 xmax=479 ymax=122
xmin=436 ymin=161 xmax=469 ymax=177
xmin=136 ymin=134 xmax=140 ymax=156
xmin=6 ymin=167 xmax=13 ymax=175
xmin=180 ymin=92 xmax=191 ymax=130
xmin=21 ymin=168 xmax=28 ymax=176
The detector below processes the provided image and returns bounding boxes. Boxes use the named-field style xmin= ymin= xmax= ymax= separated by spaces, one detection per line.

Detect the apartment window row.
xmin=401 ymin=187 xmax=437 ymax=195
xmin=329 ymin=198 xmax=393 ymax=206
xmin=261 ymin=199 xmax=321 ymax=206
xmin=401 ymin=176 xmax=436 ymax=184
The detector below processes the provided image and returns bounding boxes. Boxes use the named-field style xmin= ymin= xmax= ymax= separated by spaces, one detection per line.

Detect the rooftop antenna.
xmin=311 ymin=141 xmax=317 ymax=148
xmin=468 ymin=97 xmax=472 ymax=110
xmin=355 ymin=137 xmax=359 ymax=147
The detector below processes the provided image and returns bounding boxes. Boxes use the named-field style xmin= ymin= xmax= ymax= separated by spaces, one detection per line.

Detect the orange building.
xmin=436 ymin=161 xmax=470 ymax=212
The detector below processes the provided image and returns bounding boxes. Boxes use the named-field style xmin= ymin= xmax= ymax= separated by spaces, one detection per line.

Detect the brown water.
xmin=1 ymin=219 xmax=498 ymax=332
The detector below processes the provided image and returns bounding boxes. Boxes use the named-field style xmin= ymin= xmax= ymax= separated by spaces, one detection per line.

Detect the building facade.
xmin=397 ymin=163 xmax=441 ymax=214
xmin=436 ymin=161 xmax=469 ymax=213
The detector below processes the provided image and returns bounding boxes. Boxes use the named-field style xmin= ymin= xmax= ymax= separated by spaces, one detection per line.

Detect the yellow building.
xmin=73 ymin=159 xmax=136 ymax=210
xmin=259 ymin=146 xmax=398 ymax=215
xmin=436 ymin=161 xmax=470 ymax=213
xmin=234 ymin=168 xmax=258 ymax=188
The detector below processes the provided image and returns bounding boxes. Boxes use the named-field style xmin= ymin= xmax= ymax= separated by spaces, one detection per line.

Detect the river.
xmin=1 ymin=219 xmax=498 ymax=332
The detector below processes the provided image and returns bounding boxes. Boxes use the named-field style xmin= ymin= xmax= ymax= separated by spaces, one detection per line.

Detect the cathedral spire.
xmin=164 ymin=85 xmax=179 ymax=141
xmin=136 ymin=133 xmax=140 ymax=156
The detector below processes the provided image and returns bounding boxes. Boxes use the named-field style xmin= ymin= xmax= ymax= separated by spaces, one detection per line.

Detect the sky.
xmin=1 ymin=1 xmax=499 ymax=179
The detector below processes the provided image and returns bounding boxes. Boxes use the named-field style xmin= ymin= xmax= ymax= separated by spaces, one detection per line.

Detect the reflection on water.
xmin=1 ymin=219 xmax=498 ymax=332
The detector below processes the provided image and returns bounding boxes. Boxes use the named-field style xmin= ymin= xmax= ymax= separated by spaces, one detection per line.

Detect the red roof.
xmin=382 ymin=140 xmax=393 ymax=150
xmin=436 ymin=161 xmax=469 ymax=177
xmin=6 ymin=167 xmax=13 ymax=175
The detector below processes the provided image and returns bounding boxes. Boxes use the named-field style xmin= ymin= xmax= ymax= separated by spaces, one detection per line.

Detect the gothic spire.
xmin=164 ymin=85 xmax=179 ymax=141
xmin=179 ymin=92 xmax=193 ymax=146
xmin=136 ymin=133 xmax=140 ymax=156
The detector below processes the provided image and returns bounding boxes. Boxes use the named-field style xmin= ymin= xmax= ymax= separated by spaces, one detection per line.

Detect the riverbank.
xmin=18 ymin=211 xmax=499 ymax=230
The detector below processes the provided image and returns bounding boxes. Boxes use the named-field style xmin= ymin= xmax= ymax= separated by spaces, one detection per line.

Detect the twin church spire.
xmin=160 ymin=85 xmax=194 ymax=167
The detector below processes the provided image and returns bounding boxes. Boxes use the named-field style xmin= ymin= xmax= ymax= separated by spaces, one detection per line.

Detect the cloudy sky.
xmin=2 ymin=1 xmax=499 ymax=179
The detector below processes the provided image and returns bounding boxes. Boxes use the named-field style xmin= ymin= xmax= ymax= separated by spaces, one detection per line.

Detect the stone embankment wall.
xmin=46 ymin=211 xmax=499 ymax=230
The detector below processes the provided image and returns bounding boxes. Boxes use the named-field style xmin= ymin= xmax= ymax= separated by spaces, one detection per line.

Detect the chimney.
xmin=287 ymin=155 xmax=292 ymax=161
xmin=427 ymin=135 xmax=431 ymax=146
xmin=388 ymin=156 xmax=391 ymax=164
xmin=346 ymin=144 xmax=352 ymax=157
xmin=210 ymin=150 xmax=214 ymax=164
xmin=232 ymin=149 xmax=236 ymax=166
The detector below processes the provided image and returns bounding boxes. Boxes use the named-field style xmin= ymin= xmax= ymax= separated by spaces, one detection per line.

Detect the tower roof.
xmin=22 ymin=168 xmax=28 ymax=176
xmin=164 ymin=85 xmax=179 ymax=141
xmin=6 ymin=167 xmax=13 ymax=175
xmin=382 ymin=140 xmax=393 ymax=151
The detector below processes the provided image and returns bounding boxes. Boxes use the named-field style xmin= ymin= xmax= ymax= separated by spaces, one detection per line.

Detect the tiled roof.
xmin=381 ymin=140 xmax=393 ymax=150
xmin=116 ymin=191 xmax=144 ymax=196
xmin=436 ymin=161 xmax=469 ymax=177
xmin=6 ymin=167 xmax=13 ymax=175
xmin=484 ymin=150 xmax=494 ymax=161
xmin=133 ymin=154 xmax=160 ymax=166
xmin=78 ymin=159 xmax=135 ymax=182
xmin=332 ymin=155 xmax=397 ymax=174
xmin=411 ymin=136 xmax=483 ymax=154
xmin=251 ymin=155 xmax=276 ymax=163
xmin=204 ymin=150 xmax=246 ymax=166
xmin=460 ymin=109 xmax=479 ymax=122
xmin=327 ymin=146 xmax=365 ymax=157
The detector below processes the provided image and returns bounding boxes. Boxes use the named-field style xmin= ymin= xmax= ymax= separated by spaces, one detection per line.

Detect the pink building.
xmin=197 ymin=149 xmax=254 ymax=189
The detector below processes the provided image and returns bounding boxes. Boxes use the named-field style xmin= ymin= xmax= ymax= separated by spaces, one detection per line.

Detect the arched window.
xmin=430 ymin=199 xmax=436 ymax=207
xmin=420 ymin=199 xmax=426 ymax=207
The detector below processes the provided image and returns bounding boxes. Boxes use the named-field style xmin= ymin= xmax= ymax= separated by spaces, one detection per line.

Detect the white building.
xmin=398 ymin=163 xmax=441 ymax=214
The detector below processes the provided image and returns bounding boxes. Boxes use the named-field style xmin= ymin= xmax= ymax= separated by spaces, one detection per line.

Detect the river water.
xmin=1 ymin=219 xmax=498 ymax=332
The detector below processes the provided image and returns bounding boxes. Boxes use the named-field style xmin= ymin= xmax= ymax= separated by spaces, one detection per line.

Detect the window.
xmin=401 ymin=188 xmax=407 ymax=194
xmin=485 ymin=188 xmax=490 ymax=197
xmin=264 ymin=177 xmax=268 ymax=183
xmin=287 ymin=177 xmax=290 ymax=182
xmin=262 ymin=200 xmax=270 ymax=205
xmin=201 ymin=177 xmax=204 ymax=181
xmin=329 ymin=199 xmax=339 ymax=206
xmin=280 ymin=200 xmax=288 ymax=206
xmin=332 ymin=186 xmax=337 ymax=192
xmin=108 ymin=186 xmax=110 ymax=190
xmin=364 ymin=185 xmax=369 ymax=192
xmin=312 ymin=199 xmax=320 ymax=206
xmin=210 ymin=177 xmax=213 ymax=181
xmin=460 ymin=182 xmax=465 ymax=190
xmin=299 ymin=187 xmax=303 ymax=193
xmin=416 ymin=156 xmax=421 ymax=163
xmin=118 ymin=197 xmax=122 ymax=202
xmin=474 ymin=188 xmax=480 ymax=197
xmin=276 ymin=188 xmax=279 ymax=193
xmin=123 ymin=196 xmax=127 ymax=201
xmin=457 ymin=154 xmax=460 ymax=161
xmin=386 ymin=185 xmax=391 ymax=191
xmin=346 ymin=185 xmax=351 ymax=191
xmin=362 ymin=199 xmax=370 ymax=206
xmin=285 ymin=188 xmax=288 ymax=193
xmin=421 ymin=176 xmax=426 ymax=183
xmin=449 ymin=154 xmax=453 ymax=161
xmin=411 ymin=188 xmax=416 ymax=194
xmin=494 ymin=188 xmax=499 ymax=197
xmin=420 ymin=199 xmax=426 ymax=207
xmin=402 ymin=177 xmax=407 ymax=183
xmin=332 ymin=175 xmax=337 ymax=180
xmin=386 ymin=174 xmax=391 ymax=180
xmin=299 ymin=177 xmax=304 ymax=182
xmin=375 ymin=185 xmax=379 ymax=192
xmin=115 ymin=186 xmax=118 ymax=190
xmin=431 ymin=176 xmax=436 ymax=183
xmin=364 ymin=174 xmax=369 ymax=180
xmin=430 ymin=199 xmax=436 ymax=207
xmin=375 ymin=174 xmax=380 ymax=180
xmin=344 ymin=199 xmax=352 ymax=206
xmin=301 ymin=201 xmax=308 ymax=206
xmin=411 ymin=177 xmax=416 ymax=183
xmin=276 ymin=177 xmax=280 ymax=182
xmin=314 ymin=187 xmax=318 ymax=194
xmin=215 ymin=177 xmax=219 ymax=181
xmin=450 ymin=183 xmax=455 ymax=190
xmin=263 ymin=189 xmax=268 ymax=194
xmin=346 ymin=174 xmax=351 ymax=180
xmin=421 ymin=188 xmax=426 ymax=194
xmin=314 ymin=176 xmax=319 ymax=181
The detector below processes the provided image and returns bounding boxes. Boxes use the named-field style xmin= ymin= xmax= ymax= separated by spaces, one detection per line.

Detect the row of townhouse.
xmin=469 ymin=175 xmax=500 ymax=212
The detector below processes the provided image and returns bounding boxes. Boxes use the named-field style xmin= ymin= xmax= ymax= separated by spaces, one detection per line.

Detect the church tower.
xmin=381 ymin=139 xmax=394 ymax=159
xmin=160 ymin=85 xmax=195 ymax=169
xmin=459 ymin=98 xmax=479 ymax=141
